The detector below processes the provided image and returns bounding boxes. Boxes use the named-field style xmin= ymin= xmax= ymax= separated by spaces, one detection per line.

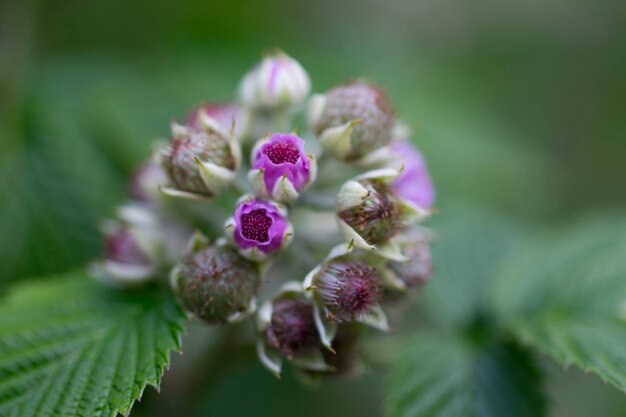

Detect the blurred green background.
xmin=1 ymin=0 xmax=625 ymax=416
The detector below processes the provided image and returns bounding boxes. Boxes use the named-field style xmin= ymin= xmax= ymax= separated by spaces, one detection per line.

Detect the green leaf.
xmin=385 ymin=331 xmax=545 ymax=417
xmin=0 ymin=97 xmax=126 ymax=285
xmin=491 ymin=214 xmax=626 ymax=392
xmin=0 ymin=271 xmax=185 ymax=417
xmin=422 ymin=199 xmax=524 ymax=326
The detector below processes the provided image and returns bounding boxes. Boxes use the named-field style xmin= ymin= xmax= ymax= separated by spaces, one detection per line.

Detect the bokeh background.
xmin=1 ymin=0 xmax=625 ymax=416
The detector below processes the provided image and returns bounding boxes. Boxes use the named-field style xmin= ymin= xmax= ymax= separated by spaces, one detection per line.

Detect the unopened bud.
xmin=171 ymin=236 xmax=260 ymax=323
xmin=303 ymin=245 xmax=390 ymax=350
xmin=91 ymin=204 xmax=162 ymax=287
xmin=185 ymin=102 xmax=249 ymax=141
xmin=239 ymin=51 xmax=310 ymax=111
xmin=310 ymin=81 xmax=394 ymax=161
xmin=256 ymin=282 xmax=333 ymax=377
xmin=158 ymin=123 xmax=240 ymax=200
xmin=336 ymin=169 xmax=430 ymax=261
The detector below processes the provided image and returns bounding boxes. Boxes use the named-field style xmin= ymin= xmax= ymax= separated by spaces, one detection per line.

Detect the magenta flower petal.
xmin=233 ymin=198 xmax=289 ymax=254
xmin=390 ymin=140 xmax=435 ymax=208
xmin=252 ymin=133 xmax=311 ymax=194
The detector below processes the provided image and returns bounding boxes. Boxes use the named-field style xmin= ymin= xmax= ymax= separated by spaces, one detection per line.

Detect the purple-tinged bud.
xmin=313 ymin=261 xmax=381 ymax=322
xmin=336 ymin=169 xmax=430 ymax=261
xmin=91 ymin=204 xmax=163 ymax=287
xmin=390 ymin=241 xmax=432 ymax=289
xmin=389 ymin=140 xmax=435 ymax=209
xmin=265 ymin=298 xmax=319 ymax=359
xmin=171 ymin=235 xmax=260 ymax=323
xmin=303 ymin=245 xmax=390 ymax=350
xmin=248 ymin=132 xmax=317 ymax=203
xmin=309 ymin=81 xmax=394 ymax=161
xmin=256 ymin=282 xmax=333 ymax=377
xmin=105 ymin=227 xmax=148 ymax=265
xmin=158 ymin=123 xmax=241 ymax=200
xmin=185 ymin=102 xmax=249 ymax=141
xmin=382 ymin=227 xmax=434 ymax=295
xmin=224 ymin=196 xmax=293 ymax=261
xmin=129 ymin=159 xmax=168 ymax=204
xmin=239 ymin=51 xmax=311 ymax=111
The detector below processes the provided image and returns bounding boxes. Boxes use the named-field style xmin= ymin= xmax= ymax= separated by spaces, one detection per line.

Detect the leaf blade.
xmin=0 ymin=271 xmax=185 ymax=417
xmin=491 ymin=214 xmax=626 ymax=392
xmin=385 ymin=331 xmax=545 ymax=417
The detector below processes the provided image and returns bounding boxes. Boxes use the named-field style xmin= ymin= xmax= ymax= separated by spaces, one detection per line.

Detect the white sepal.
xmin=303 ymin=266 xmax=322 ymax=291
xmin=306 ymin=153 xmax=318 ymax=188
xmin=354 ymin=167 xmax=401 ymax=183
xmin=307 ymin=94 xmax=327 ymax=128
xmin=159 ymin=186 xmax=209 ymax=200
xmin=357 ymin=304 xmax=390 ymax=332
xmin=374 ymin=239 xmax=409 ymax=262
xmin=281 ymin=222 xmax=295 ymax=250
xmin=319 ymin=119 xmax=360 ymax=160
xmin=398 ymin=198 xmax=432 ymax=223
xmin=353 ymin=145 xmax=395 ymax=168
xmin=247 ymin=168 xmax=271 ymax=199
xmin=312 ymin=302 xmax=337 ymax=352
xmin=337 ymin=219 xmax=375 ymax=251
xmin=336 ymin=180 xmax=370 ymax=212
xmin=271 ymin=175 xmax=299 ymax=203
xmin=257 ymin=300 xmax=273 ymax=330
xmin=195 ymin=158 xmax=236 ymax=196
xmin=257 ymin=339 xmax=283 ymax=378
xmin=379 ymin=267 xmax=408 ymax=291
xmin=226 ymin=298 xmax=257 ymax=323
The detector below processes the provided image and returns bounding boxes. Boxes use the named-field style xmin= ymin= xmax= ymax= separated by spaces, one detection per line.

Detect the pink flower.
xmin=248 ymin=133 xmax=316 ymax=203
xmin=390 ymin=140 xmax=435 ymax=209
xmin=225 ymin=196 xmax=293 ymax=261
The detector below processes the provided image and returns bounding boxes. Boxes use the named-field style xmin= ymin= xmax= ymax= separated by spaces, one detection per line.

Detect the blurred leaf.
xmin=491 ymin=213 xmax=626 ymax=392
xmin=385 ymin=331 xmax=545 ymax=417
xmin=422 ymin=198 xmax=525 ymax=326
xmin=0 ymin=271 xmax=185 ymax=417
xmin=0 ymin=96 xmax=125 ymax=285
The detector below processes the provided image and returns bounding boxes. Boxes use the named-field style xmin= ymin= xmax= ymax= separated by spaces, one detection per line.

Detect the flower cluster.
xmin=91 ymin=50 xmax=435 ymax=381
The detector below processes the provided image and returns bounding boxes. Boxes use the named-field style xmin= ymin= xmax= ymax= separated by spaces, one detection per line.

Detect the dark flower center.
xmin=105 ymin=228 xmax=147 ymax=265
xmin=263 ymin=140 xmax=300 ymax=164
xmin=322 ymin=261 xmax=381 ymax=319
xmin=266 ymin=298 xmax=318 ymax=358
xmin=240 ymin=209 xmax=273 ymax=242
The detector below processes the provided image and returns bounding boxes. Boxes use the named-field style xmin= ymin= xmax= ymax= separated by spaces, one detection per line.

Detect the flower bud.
xmin=129 ymin=158 xmax=168 ymax=204
xmin=336 ymin=169 xmax=430 ymax=261
xmin=311 ymin=260 xmax=381 ymax=321
xmin=388 ymin=140 xmax=435 ymax=209
xmin=171 ymin=235 xmax=260 ymax=323
xmin=158 ymin=122 xmax=241 ymax=200
xmin=373 ymin=228 xmax=434 ymax=304
xmin=389 ymin=239 xmax=432 ymax=290
xmin=91 ymin=204 xmax=162 ymax=287
xmin=303 ymin=245 xmax=390 ymax=350
xmin=238 ymin=51 xmax=311 ymax=111
xmin=309 ymin=81 xmax=394 ymax=161
xmin=224 ymin=195 xmax=293 ymax=261
xmin=256 ymin=282 xmax=333 ymax=377
xmin=185 ymin=102 xmax=250 ymax=141
xmin=248 ymin=132 xmax=317 ymax=203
